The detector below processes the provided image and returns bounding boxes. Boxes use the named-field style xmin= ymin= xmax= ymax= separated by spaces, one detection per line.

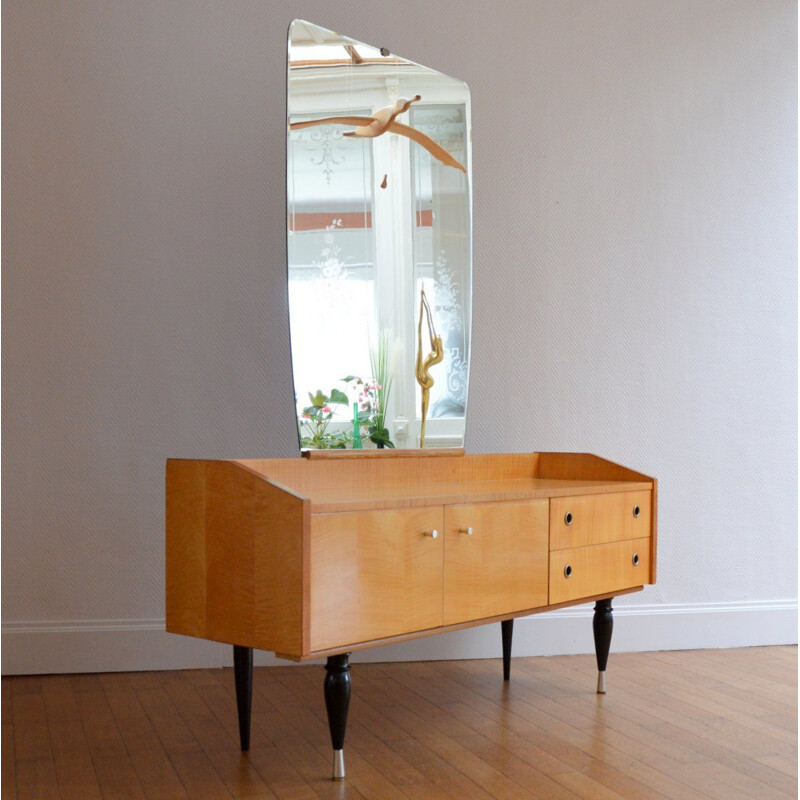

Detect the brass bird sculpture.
xmin=415 ymin=289 xmax=444 ymax=448
xmin=289 ymin=96 xmax=467 ymax=173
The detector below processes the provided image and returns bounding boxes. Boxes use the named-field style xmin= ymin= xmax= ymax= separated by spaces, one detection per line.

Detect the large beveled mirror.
xmin=287 ymin=20 xmax=472 ymax=451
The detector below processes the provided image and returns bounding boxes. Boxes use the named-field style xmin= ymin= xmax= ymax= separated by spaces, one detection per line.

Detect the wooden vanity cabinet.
xmin=167 ymin=451 xmax=656 ymax=657
xmin=166 ymin=450 xmax=656 ymax=777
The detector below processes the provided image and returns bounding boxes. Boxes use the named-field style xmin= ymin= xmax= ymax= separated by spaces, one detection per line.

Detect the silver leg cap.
xmin=597 ymin=670 xmax=606 ymax=694
xmin=332 ymin=749 xmax=345 ymax=780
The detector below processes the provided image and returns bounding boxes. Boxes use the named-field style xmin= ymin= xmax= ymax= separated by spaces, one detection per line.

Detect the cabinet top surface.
xmin=167 ymin=452 xmax=655 ymax=514
xmin=273 ymin=477 xmax=652 ymax=513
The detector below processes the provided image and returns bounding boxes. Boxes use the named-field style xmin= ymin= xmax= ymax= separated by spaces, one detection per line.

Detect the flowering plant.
xmin=342 ymin=332 xmax=395 ymax=448
xmin=298 ymin=388 xmax=351 ymax=449
xmin=340 ymin=376 xmax=392 ymax=448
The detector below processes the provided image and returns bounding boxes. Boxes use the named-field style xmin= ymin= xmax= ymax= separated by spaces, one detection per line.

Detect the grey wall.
xmin=3 ymin=0 xmax=796 ymax=673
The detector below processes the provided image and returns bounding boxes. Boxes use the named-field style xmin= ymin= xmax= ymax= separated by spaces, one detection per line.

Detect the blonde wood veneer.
xmin=309 ymin=507 xmax=444 ymax=651
xmin=166 ymin=460 xmax=307 ymax=655
xmin=443 ymin=500 xmax=548 ymax=625
xmin=236 ymin=452 xmax=541 ymax=492
xmin=537 ymin=453 xmax=658 ymax=582
xmin=298 ymin=478 xmax=652 ymax=513
xmin=281 ymin=586 xmax=645 ymax=661
xmin=165 ymin=460 xmax=206 ymax=638
xmin=166 ymin=453 xmax=656 ymax=659
xmin=549 ymin=490 xmax=652 ymax=550
xmin=549 ymin=537 xmax=651 ymax=604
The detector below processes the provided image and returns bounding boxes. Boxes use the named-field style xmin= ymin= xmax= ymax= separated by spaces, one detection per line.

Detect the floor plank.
xmin=13 ymin=690 xmax=52 ymax=763
xmin=15 ymin=759 xmax=60 ymax=800
xmin=3 ymin=722 xmax=18 ymax=800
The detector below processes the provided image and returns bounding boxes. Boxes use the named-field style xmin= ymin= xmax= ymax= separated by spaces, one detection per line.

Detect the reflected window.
xmin=288 ymin=114 xmax=376 ymax=422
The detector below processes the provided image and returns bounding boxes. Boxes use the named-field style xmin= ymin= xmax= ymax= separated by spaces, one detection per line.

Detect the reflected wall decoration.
xmin=286 ymin=19 xmax=472 ymax=450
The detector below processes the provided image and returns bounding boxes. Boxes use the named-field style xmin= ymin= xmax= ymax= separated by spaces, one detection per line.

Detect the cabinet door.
xmin=443 ymin=500 xmax=549 ymax=626
xmin=310 ymin=507 xmax=444 ymax=651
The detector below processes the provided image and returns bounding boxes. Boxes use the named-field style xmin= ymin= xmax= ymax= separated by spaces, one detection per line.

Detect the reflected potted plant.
xmin=298 ymin=388 xmax=351 ymax=449
xmin=343 ymin=377 xmax=390 ymax=448
xmin=344 ymin=331 xmax=395 ymax=448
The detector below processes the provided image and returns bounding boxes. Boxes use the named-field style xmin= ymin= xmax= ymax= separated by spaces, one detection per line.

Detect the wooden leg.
xmin=324 ymin=653 xmax=351 ymax=780
xmin=501 ymin=619 xmax=513 ymax=681
xmin=233 ymin=645 xmax=253 ymax=751
xmin=593 ymin=599 xmax=613 ymax=694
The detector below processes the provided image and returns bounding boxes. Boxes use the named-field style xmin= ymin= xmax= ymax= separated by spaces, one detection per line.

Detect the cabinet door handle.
xmin=633 ymin=505 xmax=641 ymax=518
xmin=424 ymin=529 xmax=439 ymax=539
xmin=632 ymin=552 xmax=640 ymax=566
xmin=458 ymin=527 xmax=474 ymax=536
xmin=564 ymin=564 xmax=573 ymax=578
xmin=564 ymin=512 xmax=573 ymax=525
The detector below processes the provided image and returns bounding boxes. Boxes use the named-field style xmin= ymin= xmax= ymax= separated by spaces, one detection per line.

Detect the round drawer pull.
xmin=633 ymin=505 xmax=641 ymax=518
xmin=564 ymin=564 xmax=573 ymax=578
xmin=564 ymin=512 xmax=573 ymax=526
xmin=459 ymin=527 xmax=474 ymax=536
xmin=425 ymin=529 xmax=439 ymax=539
xmin=632 ymin=552 xmax=640 ymax=566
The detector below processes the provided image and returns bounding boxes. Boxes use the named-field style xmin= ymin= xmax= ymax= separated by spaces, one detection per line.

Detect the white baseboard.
xmin=1 ymin=618 xmax=224 ymax=675
xmin=3 ymin=599 xmax=796 ymax=675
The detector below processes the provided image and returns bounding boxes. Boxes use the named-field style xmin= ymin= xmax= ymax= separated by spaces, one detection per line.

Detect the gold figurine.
xmin=416 ymin=289 xmax=444 ymax=448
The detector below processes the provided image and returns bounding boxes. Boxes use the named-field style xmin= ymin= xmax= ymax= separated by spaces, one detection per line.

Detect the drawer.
xmin=550 ymin=491 xmax=651 ymax=551
xmin=549 ymin=537 xmax=650 ymax=604
xmin=443 ymin=500 xmax=548 ymax=625
xmin=309 ymin=507 xmax=444 ymax=651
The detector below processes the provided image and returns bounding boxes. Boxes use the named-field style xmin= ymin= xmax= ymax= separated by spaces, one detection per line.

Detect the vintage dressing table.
xmin=166 ymin=21 xmax=657 ymax=781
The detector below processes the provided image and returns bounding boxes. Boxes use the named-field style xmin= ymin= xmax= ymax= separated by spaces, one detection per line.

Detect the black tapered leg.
xmin=324 ymin=653 xmax=351 ymax=780
xmin=501 ymin=619 xmax=514 ymax=681
xmin=593 ymin=599 xmax=613 ymax=694
xmin=233 ymin=645 xmax=253 ymax=751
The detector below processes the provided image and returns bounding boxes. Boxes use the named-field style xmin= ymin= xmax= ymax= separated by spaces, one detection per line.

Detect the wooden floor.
xmin=3 ymin=646 xmax=796 ymax=800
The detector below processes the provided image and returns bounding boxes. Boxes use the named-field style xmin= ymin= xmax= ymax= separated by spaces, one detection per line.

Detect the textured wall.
xmin=3 ymin=0 xmax=796 ymax=673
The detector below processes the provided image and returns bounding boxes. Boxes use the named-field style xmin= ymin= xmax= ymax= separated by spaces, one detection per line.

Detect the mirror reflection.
xmin=287 ymin=20 xmax=472 ymax=450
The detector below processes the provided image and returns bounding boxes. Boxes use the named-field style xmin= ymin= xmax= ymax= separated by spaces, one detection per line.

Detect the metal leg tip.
xmin=332 ymin=749 xmax=345 ymax=780
xmin=597 ymin=671 xmax=606 ymax=694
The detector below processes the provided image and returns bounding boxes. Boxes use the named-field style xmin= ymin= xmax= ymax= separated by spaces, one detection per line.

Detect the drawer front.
xmin=550 ymin=491 xmax=651 ymax=551
xmin=310 ymin=507 xmax=444 ymax=652
xmin=443 ymin=500 xmax=549 ymax=626
xmin=549 ymin=537 xmax=650 ymax=605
